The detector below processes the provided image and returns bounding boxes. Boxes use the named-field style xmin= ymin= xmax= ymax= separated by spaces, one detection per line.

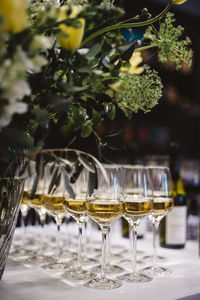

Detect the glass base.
xmin=142 ymin=265 xmax=171 ymax=276
xmin=119 ymin=272 xmax=153 ymax=283
xmin=60 ymin=251 xmax=76 ymax=261
xmin=25 ymin=254 xmax=55 ymax=266
xmin=118 ymin=258 xmax=144 ymax=269
xmin=142 ymin=255 xmax=167 ymax=262
xmin=85 ymin=277 xmax=122 ymax=290
xmin=42 ymin=260 xmax=72 ymax=272
xmin=95 ymin=253 xmax=123 ymax=262
xmin=9 ymin=248 xmax=36 ymax=261
xmin=110 ymin=245 xmax=127 ymax=255
xmin=92 ymin=264 xmax=124 ymax=275
xmin=62 ymin=268 xmax=96 ymax=281
xmin=81 ymin=256 xmax=99 ymax=267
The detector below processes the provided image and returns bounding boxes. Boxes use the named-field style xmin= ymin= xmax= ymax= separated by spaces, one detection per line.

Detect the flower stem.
xmin=81 ymin=2 xmax=172 ymax=47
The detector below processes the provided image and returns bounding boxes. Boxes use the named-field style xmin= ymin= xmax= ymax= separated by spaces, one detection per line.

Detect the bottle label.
xmin=166 ymin=206 xmax=187 ymax=245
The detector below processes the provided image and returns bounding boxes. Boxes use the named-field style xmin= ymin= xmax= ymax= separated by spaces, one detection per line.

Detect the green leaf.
xmin=78 ymin=155 xmax=95 ymax=173
xmin=1 ymin=185 xmax=8 ymax=199
xmin=81 ymin=120 xmax=93 ymax=138
xmin=91 ymin=157 xmax=108 ymax=183
xmin=92 ymin=109 xmax=102 ymax=127
xmin=88 ymin=171 xmax=98 ymax=197
xmin=30 ymin=175 xmax=39 ymax=200
xmin=101 ymin=55 xmax=110 ymax=69
xmin=103 ymin=103 xmax=116 ymax=120
xmin=33 ymin=108 xmax=49 ymax=128
xmin=119 ymin=41 xmax=137 ymax=61
xmin=70 ymin=164 xmax=84 ymax=184
xmin=50 ymin=163 xmax=55 ymax=175
xmin=48 ymin=167 xmax=59 ymax=194
xmin=85 ymin=43 xmax=102 ymax=60
xmin=18 ymin=160 xmax=29 ymax=177
xmin=105 ymin=89 xmax=114 ymax=98
xmin=103 ymin=130 xmax=122 ymax=138
xmin=71 ymin=106 xmax=82 ymax=131
xmin=120 ymin=106 xmax=132 ymax=120
xmin=58 ymin=157 xmax=72 ymax=169
xmin=63 ymin=170 xmax=75 ymax=199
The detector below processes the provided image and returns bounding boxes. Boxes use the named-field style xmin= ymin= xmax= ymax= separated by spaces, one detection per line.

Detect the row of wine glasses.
xmin=12 ymin=162 xmax=174 ymax=290
xmin=85 ymin=165 xmax=174 ymax=289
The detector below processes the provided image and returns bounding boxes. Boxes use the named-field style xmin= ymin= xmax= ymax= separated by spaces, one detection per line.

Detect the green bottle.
xmin=160 ymin=143 xmax=187 ymax=249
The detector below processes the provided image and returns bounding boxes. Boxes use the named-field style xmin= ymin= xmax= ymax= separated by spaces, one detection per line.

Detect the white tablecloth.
xmin=1 ymin=224 xmax=200 ymax=300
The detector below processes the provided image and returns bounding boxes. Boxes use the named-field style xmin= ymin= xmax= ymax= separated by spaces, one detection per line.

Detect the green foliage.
xmin=144 ymin=12 xmax=192 ymax=70
xmin=0 ymin=0 xmax=193 ymax=173
xmin=118 ymin=65 xmax=163 ymax=115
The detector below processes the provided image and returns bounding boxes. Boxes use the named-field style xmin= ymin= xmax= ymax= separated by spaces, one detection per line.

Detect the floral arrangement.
xmin=0 ymin=0 xmax=192 ymax=175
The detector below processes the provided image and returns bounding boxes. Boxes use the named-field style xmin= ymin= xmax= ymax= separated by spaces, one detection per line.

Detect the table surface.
xmin=1 ymin=224 xmax=200 ymax=300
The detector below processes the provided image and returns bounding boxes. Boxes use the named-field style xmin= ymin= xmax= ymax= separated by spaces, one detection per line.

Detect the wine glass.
xmin=91 ymin=165 xmax=124 ymax=275
xmin=9 ymin=164 xmax=35 ymax=259
xmin=142 ymin=166 xmax=174 ymax=276
xmin=119 ymin=165 xmax=153 ymax=283
xmin=25 ymin=162 xmax=54 ymax=265
xmin=62 ymin=167 xmax=96 ymax=281
xmin=42 ymin=163 xmax=72 ymax=271
xmin=85 ymin=165 xmax=123 ymax=290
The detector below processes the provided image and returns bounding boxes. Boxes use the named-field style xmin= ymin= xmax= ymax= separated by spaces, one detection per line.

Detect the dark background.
xmin=108 ymin=0 xmax=200 ymax=161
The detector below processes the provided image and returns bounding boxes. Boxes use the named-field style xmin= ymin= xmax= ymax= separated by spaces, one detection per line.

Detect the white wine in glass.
xmin=63 ymin=168 xmax=96 ymax=281
xmin=42 ymin=191 xmax=71 ymax=271
xmin=85 ymin=165 xmax=123 ymax=290
xmin=120 ymin=166 xmax=153 ymax=283
xmin=142 ymin=166 xmax=174 ymax=276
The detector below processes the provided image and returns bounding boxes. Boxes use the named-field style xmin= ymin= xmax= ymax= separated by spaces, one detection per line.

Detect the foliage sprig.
xmin=144 ymin=12 xmax=192 ymax=70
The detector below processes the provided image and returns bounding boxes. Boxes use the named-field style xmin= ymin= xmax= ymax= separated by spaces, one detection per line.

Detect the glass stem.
xmin=83 ymin=221 xmax=88 ymax=255
xmin=129 ymin=224 xmax=133 ymax=258
xmin=65 ymin=214 xmax=71 ymax=247
xmin=21 ymin=214 xmax=26 ymax=248
xmin=77 ymin=222 xmax=83 ymax=269
xmin=101 ymin=227 xmax=108 ymax=280
xmin=21 ymin=213 xmax=27 ymax=236
xmin=106 ymin=228 xmax=111 ymax=267
xmin=56 ymin=223 xmax=61 ymax=260
xmin=40 ymin=217 xmax=45 ymax=253
xmin=131 ymin=224 xmax=138 ymax=275
xmin=152 ymin=221 xmax=160 ymax=270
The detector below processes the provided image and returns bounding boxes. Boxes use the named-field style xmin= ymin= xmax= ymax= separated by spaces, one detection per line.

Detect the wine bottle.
xmin=160 ymin=143 xmax=187 ymax=249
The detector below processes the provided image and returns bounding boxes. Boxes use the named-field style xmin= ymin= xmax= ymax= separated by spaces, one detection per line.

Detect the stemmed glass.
xmin=142 ymin=166 xmax=174 ymax=276
xmin=62 ymin=167 xmax=96 ymax=281
xmin=25 ymin=162 xmax=53 ymax=265
xmin=120 ymin=165 xmax=153 ymax=283
xmin=85 ymin=165 xmax=123 ymax=290
xmin=42 ymin=163 xmax=72 ymax=271
xmin=91 ymin=164 xmax=124 ymax=275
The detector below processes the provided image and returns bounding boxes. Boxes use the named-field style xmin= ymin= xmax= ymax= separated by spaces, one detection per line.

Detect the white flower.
xmin=29 ymin=35 xmax=53 ymax=51
xmin=6 ymin=100 xmax=27 ymax=114
xmin=0 ymin=113 xmax=11 ymax=128
xmin=2 ymin=80 xmax=31 ymax=100
xmin=31 ymin=55 xmax=47 ymax=72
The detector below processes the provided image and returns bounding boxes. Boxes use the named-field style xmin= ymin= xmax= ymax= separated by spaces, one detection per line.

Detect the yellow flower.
xmin=0 ymin=0 xmax=27 ymax=34
xmin=171 ymin=0 xmax=188 ymax=5
xmin=58 ymin=5 xmax=85 ymax=52
xmin=120 ymin=52 xmax=144 ymax=75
